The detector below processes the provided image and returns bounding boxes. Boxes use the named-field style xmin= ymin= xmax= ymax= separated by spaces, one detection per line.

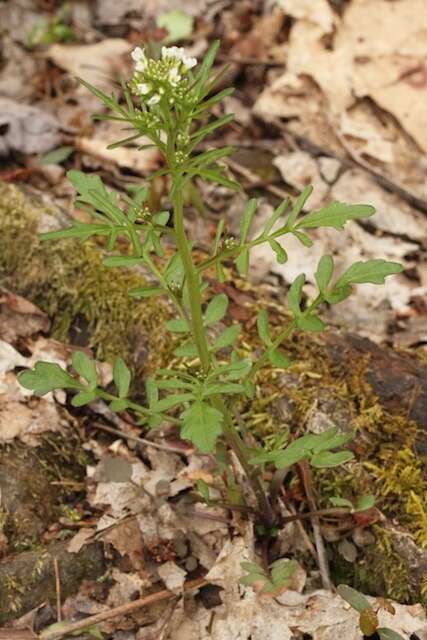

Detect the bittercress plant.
xmin=19 ymin=41 xmax=403 ymax=526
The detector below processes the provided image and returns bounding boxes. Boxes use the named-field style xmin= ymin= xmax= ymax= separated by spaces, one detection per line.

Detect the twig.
xmin=53 ymin=558 xmax=62 ymax=622
xmin=280 ymin=488 xmax=317 ymax=561
xmin=92 ymin=422 xmax=190 ymax=455
xmin=40 ymin=577 xmax=207 ymax=640
xmin=299 ymin=461 xmax=333 ymax=590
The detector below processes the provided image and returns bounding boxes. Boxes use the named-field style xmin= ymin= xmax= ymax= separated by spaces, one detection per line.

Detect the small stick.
xmin=280 ymin=489 xmax=317 ymax=561
xmin=40 ymin=577 xmax=207 ymax=640
xmin=92 ymin=422 xmax=190 ymax=455
xmin=299 ymin=462 xmax=333 ymax=590
xmin=53 ymin=558 xmax=62 ymax=622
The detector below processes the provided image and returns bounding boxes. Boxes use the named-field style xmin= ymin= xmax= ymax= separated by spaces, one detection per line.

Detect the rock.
xmin=0 ymin=448 xmax=59 ymax=543
xmin=323 ymin=332 xmax=427 ymax=449
xmin=0 ymin=541 xmax=105 ymax=623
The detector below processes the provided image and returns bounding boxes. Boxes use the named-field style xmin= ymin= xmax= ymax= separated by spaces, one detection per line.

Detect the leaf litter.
xmin=0 ymin=0 xmax=426 ymax=637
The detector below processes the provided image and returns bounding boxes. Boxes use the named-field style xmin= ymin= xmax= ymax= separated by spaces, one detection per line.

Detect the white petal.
xmin=168 ymin=67 xmax=181 ymax=85
xmin=131 ymin=47 xmax=145 ymax=62
xmin=137 ymin=83 xmax=150 ymax=95
xmin=183 ymin=56 xmax=197 ymax=70
xmin=135 ymin=60 xmax=147 ymax=72
xmin=148 ymin=94 xmax=160 ymax=105
xmin=162 ymin=46 xmax=184 ymax=61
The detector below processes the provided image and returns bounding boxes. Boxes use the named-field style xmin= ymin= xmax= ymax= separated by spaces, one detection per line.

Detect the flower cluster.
xmin=130 ymin=46 xmax=197 ymax=107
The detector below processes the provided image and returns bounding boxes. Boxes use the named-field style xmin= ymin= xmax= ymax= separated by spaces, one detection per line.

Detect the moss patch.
xmin=0 ymin=181 xmax=172 ymax=376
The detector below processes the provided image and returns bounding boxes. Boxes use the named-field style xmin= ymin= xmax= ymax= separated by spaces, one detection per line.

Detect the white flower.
xmin=168 ymin=67 xmax=181 ymax=86
xmin=161 ymin=45 xmax=197 ymax=72
xmin=131 ymin=46 xmax=148 ymax=72
xmin=137 ymin=83 xmax=151 ymax=95
xmin=182 ymin=55 xmax=197 ymax=70
xmin=147 ymin=94 xmax=160 ymax=106
xmin=161 ymin=46 xmax=183 ymax=60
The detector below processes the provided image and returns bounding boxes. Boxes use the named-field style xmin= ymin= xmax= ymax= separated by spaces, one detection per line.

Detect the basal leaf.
xmin=19 ymin=362 xmax=81 ymax=396
xmin=359 ymin=609 xmax=379 ymax=637
xmin=378 ymin=629 xmax=406 ymax=640
xmin=72 ymin=351 xmax=98 ymax=390
xmin=113 ymin=358 xmax=131 ymax=398
xmin=311 ymin=450 xmax=354 ymax=468
xmin=181 ymin=401 xmax=223 ymax=452
xmin=337 ymin=584 xmax=371 ymax=613
xmin=329 ymin=497 xmax=353 ymax=509
xmin=354 ymin=494 xmax=375 ymax=512
xmin=174 ymin=342 xmax=199 ymax=358
xmin=71 ymin=390 xmax=98 ymax=407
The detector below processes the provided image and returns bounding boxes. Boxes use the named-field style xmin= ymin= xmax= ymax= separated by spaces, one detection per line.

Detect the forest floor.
xmin=0 ymin=0 xmax=426 ymax=638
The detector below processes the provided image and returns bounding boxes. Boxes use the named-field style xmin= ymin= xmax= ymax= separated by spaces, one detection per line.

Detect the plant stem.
xmin=173 ymin=182 xmax=211 ymax=372
xmin=171 ymin=171 xmax=274 ymax=524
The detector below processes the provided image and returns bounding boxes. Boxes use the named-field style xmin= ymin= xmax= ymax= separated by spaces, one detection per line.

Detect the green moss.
xmin=0 ymin=181 xmax=172 ymax=374
xmin=1 ymin=181 xmax=425 ymax=607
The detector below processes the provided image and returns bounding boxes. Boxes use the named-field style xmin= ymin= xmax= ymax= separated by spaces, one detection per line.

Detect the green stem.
xmin=172 ymin=180 xmax=211 ymax=372
xmin=171 ymin=170 xmax=274 ymax=524
xmin=248 ymin=296 xmax=323 ymax=381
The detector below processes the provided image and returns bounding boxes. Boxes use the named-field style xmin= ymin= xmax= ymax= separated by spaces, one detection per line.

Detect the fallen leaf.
xmin=76 ymin=121 xmax=161 ymax=174
xmin=47 ymin=39 xmax=133 ymax=94
xmin=158 ymin=561 xmax=187 ymax=592
xmin=0 ymin=290 xmax=50 ymax=342
xmin=67 ymin=528 xmax=95 ymax=553
xmin=0 ymin=98 xmax=59 ymax=156
xmin=103 ymin=518 xmax=145 ymax=570
xmin=273 ymin=151 xmax=329 ymax=209
xmin=278 ymin=0 xmax=335 ymax=33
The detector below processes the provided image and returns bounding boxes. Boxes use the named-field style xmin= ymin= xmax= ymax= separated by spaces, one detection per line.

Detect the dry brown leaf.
xmin=0 ymin=290 xmax=49 ymax=342
xmin=166 ymin=535 xmax=427 ymax=639
xmin=273 ymin=151 xmax=329 ymax=208
xmin=47 ymin=39 xmax=133 ymax=94
xmin=76 ymin=121 xmax=161 ymax=174
xmin=103 ymin=518 xmax=145 ymax=569
xmin=158 ymin=561 xmax=187 ymax=592
xmin=66 ymin=528 xmax=95 ymax=554
xmin=0 ymin=98 xmax=59 ymax=156
xmin=278 ymin=0 xmax=335 ymax=33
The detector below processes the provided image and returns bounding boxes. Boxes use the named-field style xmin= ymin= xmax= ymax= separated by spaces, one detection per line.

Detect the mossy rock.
xmin=0 ymin=180 xmax=172 ymax=377
xmin=0 ymin=541 xmax=105 ymax=624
